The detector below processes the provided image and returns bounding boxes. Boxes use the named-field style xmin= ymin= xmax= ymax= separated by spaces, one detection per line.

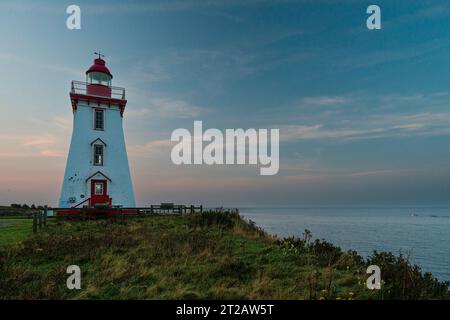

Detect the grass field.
xmin=0 ymin=212 xmax=448 ymax=300
xmin=0 ymin=218 xmax=33 ymax=247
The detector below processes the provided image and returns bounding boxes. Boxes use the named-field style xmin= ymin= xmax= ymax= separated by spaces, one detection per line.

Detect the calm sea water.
xmin=240 ymin=207 xmax=450 ymax=281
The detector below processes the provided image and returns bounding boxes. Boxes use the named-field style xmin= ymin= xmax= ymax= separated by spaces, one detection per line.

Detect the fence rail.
xmin=29 ymin=206 xmax=240 ymax=229
xmin=50 ymin=204 xmax=240 ymax=220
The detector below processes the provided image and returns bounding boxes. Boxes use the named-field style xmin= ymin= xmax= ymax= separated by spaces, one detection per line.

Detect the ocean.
xmin=240 ymin=206 xmax=450 ymax=281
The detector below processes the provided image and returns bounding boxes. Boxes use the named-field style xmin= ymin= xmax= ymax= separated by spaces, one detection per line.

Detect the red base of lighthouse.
xmin=55 ymin=208 xmax=140 ymax=219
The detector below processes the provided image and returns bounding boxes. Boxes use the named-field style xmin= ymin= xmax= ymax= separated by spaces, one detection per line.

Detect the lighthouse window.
xmin=93 ymin=145 xmax=104 ymax=166
xmin=94 ymin=109 xmax=104 ymax=130
xmin=94 ymin=183 xmax=104 ymax=195
xmin=88 ymin=72 xmax=111 ymax=87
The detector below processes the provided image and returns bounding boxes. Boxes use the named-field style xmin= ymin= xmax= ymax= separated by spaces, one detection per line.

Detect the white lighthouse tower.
xmin=59 ymin=53 xmax=135 ymax=209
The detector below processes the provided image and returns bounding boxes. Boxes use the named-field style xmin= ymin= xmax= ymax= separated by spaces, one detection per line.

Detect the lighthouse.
xmin=59 ymin=53 xmax=136 ymax=209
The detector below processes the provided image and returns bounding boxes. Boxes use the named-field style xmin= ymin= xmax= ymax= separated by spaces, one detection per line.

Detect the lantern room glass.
xmin=87 ymin=72 xmax=111 ymax=87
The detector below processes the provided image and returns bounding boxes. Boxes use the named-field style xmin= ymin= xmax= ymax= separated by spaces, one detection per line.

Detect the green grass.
xmin=0 ymin=212 xmax=448 ymax=300
xmin=0 ymin=218 xmax=33 ymax=247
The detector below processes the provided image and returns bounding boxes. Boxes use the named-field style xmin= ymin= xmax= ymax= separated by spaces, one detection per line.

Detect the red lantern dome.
xmin=86 ymin=58 xmax=113 ymax=79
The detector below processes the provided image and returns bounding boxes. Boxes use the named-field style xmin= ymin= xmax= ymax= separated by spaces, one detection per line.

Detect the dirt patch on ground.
xmin=0 ymin=220 xmax=19 ymax=228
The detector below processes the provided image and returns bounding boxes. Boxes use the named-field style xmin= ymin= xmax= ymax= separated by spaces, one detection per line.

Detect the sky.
xmin=1 ymin=0 xmax=450 ymax=207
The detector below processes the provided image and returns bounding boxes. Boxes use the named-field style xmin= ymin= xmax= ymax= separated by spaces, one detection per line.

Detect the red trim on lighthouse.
xmin=70 ymin=93 xmax=127 ymax=116
xmin=70 ymin=93 xmax=126 ymax=106
xmin=87 ymin=84 xmax=112 ymax=97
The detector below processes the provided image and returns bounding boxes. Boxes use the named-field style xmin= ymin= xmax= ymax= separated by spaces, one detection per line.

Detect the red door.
xmin=90 ymin=179 xmax=111 ymax=207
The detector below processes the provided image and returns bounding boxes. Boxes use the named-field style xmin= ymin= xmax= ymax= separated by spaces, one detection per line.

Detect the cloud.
xmin=124 ymin=59 xmax=172 ymax=84
xmin=128 ymin=139 xmax=175 ymax=157
xmin=338 ymin=38 xmax=450 ymax=70
xmin=53 ymin=116 xmax=72 ymax=131
xmin=0 ymin=133 xmax=66 ymax=160
xmin=301 ymin=96 xmax=352 ymax=106
xmin=128 ymin=97 xmax=206 ymax=119
xmin=81 ymin=0 xmax=314 ymax=14
xmin=0 ymin=52 xmax=79 ymax=77
xmin=151 ymin=98 xmax=205 ymax=118
xmin=23 ymin=135 xmax=56 ymax=147
xmin=382 ymin=3 xmax=450 ymax=29
xmin=279 ymin=124 xmax=385 ymax=141
xmin=121 ymin=47 xmax=262 ymax=98
xmin=278 ymin=110 xmax=450 ymax=142
xmin=270 ymin=91 xmax=450 ymax=143
xmin=156 ymin=48 xmax=259 ymax=81
xmin=30 ymin=116 xmax=72 ymax=133
xmin=39 ymin=149 xmax=65 ymax=158
xmin=348 ymin=169 xmax=417 ymax=178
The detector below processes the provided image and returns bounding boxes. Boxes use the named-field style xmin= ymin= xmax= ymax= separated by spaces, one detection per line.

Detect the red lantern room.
xmin=85 ymin=54 xmax=113 ymax=97
xmin=70 ymin=52 xmax=127 ymax=116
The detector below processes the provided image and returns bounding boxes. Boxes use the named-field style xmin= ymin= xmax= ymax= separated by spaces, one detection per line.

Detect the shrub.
xmin=187 ymin=211 xmax=240 ymax=230
xmin=367 ymin=251 xmax=450 ymax=299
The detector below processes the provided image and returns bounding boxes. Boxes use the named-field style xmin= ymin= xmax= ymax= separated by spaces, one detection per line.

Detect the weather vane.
xmin=94 ymin=50 xmax=105 ymax=59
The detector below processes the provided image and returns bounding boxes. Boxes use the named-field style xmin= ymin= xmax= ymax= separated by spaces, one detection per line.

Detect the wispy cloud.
xmin=29 ymin=116 xmax=72 ymax=133
xmin=301 ymin=96 xmax=352 ymax=106
xmin=128 ymin=139 xmax=175 ymax=157
xmin=81 ymin=0 xmax=314 ymax=14
xmin=128 ymin=97 xmax=206 ymax=119
xmin=279 ymin=111 xmax=450 ymax=142
xmin=23 ymin=135 xmax=56 ymax=147
xmin=382 ymin=3 xmax=450 ymax=29
xmin=0 ymin=52 xmax=79 ymax=77
xmin=273 ymin=91 xmax=450 ymax=142
xmin=335 ymin=39 xmax=450 ymax=70
xmin=39 ymin=149 xmax=65 ymax=158
xmin=0 ymin=133 xmax=66 ymax=159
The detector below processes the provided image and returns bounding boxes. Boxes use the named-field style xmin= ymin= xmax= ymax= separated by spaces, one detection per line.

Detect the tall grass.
xmin=0 ymin=212 xmax=448 ymax=300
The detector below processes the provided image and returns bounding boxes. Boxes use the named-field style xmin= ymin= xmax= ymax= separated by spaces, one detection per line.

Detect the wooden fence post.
xmin=33 ymin=212 xmax=37 ymax=233
xmin=38 ymin=211 xmax=42 ymax=229
xmin=43 ymin=208 xmax=47 ymax=226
